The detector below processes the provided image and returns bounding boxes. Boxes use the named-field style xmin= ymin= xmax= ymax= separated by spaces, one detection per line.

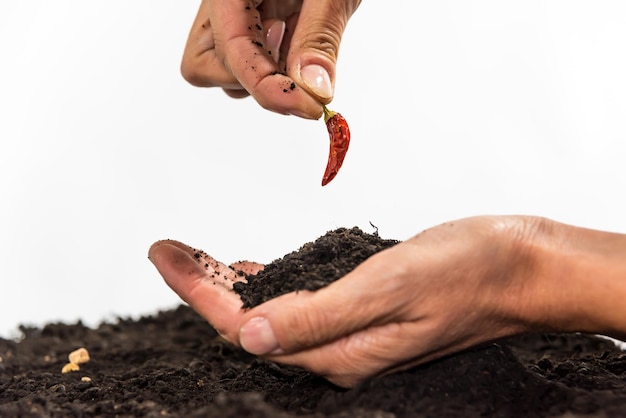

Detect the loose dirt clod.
xmin=61 ymin=362 xmax=80 ymax=373
xmin=68 ymin=347 xmax=90 ymax=364
xmin=61 ymin=347 xmax=90 ymax=373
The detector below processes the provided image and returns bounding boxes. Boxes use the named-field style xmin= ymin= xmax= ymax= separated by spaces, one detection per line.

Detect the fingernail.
xmin=240 ymin=317 xmax=280 ymax=355
xmin=265 ymin=21 xmax=285 ymax=64
xmin=300 ymin=64 xmax=333 ymax=101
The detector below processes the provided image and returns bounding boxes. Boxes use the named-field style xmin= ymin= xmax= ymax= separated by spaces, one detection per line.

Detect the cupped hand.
xmin=180 ymin=0 xmax=361 ymax=119
xmin=149 ymin=216 xmax=554 ymax=388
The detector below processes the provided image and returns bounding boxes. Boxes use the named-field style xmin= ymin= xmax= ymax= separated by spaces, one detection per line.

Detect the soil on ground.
xmin=1 ymin=227 xmax=626 ymax=417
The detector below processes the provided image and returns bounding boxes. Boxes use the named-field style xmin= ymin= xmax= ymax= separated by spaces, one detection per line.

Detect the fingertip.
xmin=252 ymin=72 xmax=324 ymax=119
xmin=265 ymin=20 xmax=286 ymax=64
xmin=148 ymin=239 xmax=201 ymax=269
xmin=148 ymin=240 xmax=164 ymax=260
xmin=289 ymin=102 xmax=324 ymax=120
xmin=149 ymin=240 xmax=247 ymax=344
xmin=148 ymin=239 xmax=180 ymax=265
xmin=229 ymin=261 xmax=265 ymax=275
xmin=148 ymin=241 xmax=202 ymax=288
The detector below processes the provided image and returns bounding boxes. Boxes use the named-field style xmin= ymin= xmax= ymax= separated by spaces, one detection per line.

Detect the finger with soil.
xmin=149 ymin=240 xmax=246 ymax=343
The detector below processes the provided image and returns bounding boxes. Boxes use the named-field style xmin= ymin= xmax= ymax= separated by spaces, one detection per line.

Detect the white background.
xmin=1 ymin=1 xmax=625 ymax=338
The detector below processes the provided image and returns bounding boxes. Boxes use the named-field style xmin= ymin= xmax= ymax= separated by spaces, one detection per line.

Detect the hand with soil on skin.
xmin=148 ymin=216 xmax=626 ymax=388
xmin=180 ymin=0 xmax=361 ymax=119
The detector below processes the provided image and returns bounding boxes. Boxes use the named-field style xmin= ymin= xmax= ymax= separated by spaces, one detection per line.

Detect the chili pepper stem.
xmin=322 ymin=105 xmax=338 ymax=124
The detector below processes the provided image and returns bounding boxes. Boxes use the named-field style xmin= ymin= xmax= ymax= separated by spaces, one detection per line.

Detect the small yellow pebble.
xmin=62 ymin=363 xmax=80 ymax=373
xmin=81 ymin=376 xmax=92 ymax=382
xmin=68 ymin=348 xmax=90 ymax=365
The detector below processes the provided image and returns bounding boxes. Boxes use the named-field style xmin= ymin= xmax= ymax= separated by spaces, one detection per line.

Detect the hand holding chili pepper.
xmin=180 ymin=0 xmax=362 ymax=119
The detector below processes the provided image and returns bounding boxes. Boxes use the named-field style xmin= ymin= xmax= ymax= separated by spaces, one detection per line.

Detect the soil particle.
xmin=1 ymin=227 xmax=626 ymax=417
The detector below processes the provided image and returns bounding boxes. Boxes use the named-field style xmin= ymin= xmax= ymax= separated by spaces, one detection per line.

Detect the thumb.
xmin=288 ymin=0 xmax=362 ymax=104
xmin=237 ymin=252 xmax=398 ymax=355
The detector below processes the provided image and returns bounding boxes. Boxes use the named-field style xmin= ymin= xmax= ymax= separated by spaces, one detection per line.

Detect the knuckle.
xmin=180 ymin=60 xmax=214 ymax=88
xmin=298 ymin=29 xmax=341 ymax=62
xmin=281 ymin=305 xmax=329 ymax=349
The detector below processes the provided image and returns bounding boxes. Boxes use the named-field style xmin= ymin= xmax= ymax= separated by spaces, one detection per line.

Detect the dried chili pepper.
xmin=321 ymin=105 xmax=351 ymax=186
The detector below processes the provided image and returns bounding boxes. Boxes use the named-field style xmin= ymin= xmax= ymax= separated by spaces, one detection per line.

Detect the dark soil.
xmin=234 ymin=227 xmax=400 ymax=308
xmin=2 ymin=227 xmax=626 ymax=417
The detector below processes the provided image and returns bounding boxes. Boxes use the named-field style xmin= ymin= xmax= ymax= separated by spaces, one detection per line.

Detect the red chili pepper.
xmin=321 ymin=105 xmax=351 ymax=186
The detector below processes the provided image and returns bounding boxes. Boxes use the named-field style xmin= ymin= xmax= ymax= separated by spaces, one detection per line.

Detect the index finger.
xmin=149 ymin=240 xmax=246 ymax=343
xmin=208 ymin=0 xmax=322 ymax=118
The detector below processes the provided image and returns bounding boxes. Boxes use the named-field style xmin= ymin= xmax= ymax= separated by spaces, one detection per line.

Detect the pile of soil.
xmin=234 ymin=226 xmax=400 ymax=308
xmin=2 ymin=227 xmax=626 ymax=417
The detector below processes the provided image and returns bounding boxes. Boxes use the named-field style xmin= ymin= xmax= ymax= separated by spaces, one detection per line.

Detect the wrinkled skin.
xmin=150 ymin=215 xmax=626 ymax=388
